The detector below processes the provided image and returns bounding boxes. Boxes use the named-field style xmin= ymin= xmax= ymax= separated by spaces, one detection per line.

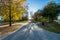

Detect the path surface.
xmin=3 ymin=22 xmax=60 ymax=40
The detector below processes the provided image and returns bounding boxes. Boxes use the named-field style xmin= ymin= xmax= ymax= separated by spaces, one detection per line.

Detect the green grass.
xmin=37 ymin=22 xmax=60 ymax=34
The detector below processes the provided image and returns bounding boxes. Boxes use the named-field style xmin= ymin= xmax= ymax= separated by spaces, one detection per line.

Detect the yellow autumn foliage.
xmin=0 ymin=0 xmax=27 ymax=21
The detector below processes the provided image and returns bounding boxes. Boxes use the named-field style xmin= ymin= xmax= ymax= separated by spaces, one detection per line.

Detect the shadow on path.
xmin=3 ymin=22 xmax=60 ymax=40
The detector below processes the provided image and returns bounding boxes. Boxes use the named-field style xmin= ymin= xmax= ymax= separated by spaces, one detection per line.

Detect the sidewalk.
xmin=0 ymin=22 xmax=28 ymax=34
xmin=0 ymin=22 xmax=28 ymax=40
xmin=0 ymin=22 xmax=27 ymax=27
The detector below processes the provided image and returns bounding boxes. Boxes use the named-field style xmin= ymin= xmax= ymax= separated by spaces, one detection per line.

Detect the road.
xmin=3 ymin=22 xmax=60 ymax=40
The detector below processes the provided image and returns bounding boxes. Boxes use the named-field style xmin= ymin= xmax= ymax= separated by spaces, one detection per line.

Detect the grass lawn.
xmin=37 ymin=22 xmax=60 ymax=34
xmin=0 ymin=24 xmax=22 ymax=35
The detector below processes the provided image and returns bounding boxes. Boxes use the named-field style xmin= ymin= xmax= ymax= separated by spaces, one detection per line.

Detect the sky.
xmin=27 ymin=0 xmax=60 ymax=13
xmin=26 ymin=0 xmax=60 ymax=19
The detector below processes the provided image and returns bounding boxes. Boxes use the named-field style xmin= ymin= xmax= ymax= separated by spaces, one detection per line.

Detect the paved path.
xmin=3 ymin=22 xmax=60 ymax=40
xmin=0 ymin=23 xmax=28 ymax=40
xmin=0 ymin=22 xmax=27 ymax=27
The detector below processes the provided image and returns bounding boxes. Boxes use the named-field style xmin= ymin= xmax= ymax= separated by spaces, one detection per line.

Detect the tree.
xmin=42 ymin=1 xmax=58 ymax=22
xmin=0 ymin=0 xmax=27 ymax=26
xmin=57 ymin=4 xmax=60 ymax=13
xmin=33 ymin=10 xmax=43 ymax=21
xmin=22 ymin=13 xmax=28 ymax=20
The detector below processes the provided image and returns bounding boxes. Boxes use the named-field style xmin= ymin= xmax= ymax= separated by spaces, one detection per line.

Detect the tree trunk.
xmin=9 ymin=0 xmax=12 ymax=26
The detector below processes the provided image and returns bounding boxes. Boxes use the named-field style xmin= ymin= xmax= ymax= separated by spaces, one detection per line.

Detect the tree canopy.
xmin=33 ymin=1 xmax=60 ymax=22
xmin=0 ymin=0 xmax=27 ymax=21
